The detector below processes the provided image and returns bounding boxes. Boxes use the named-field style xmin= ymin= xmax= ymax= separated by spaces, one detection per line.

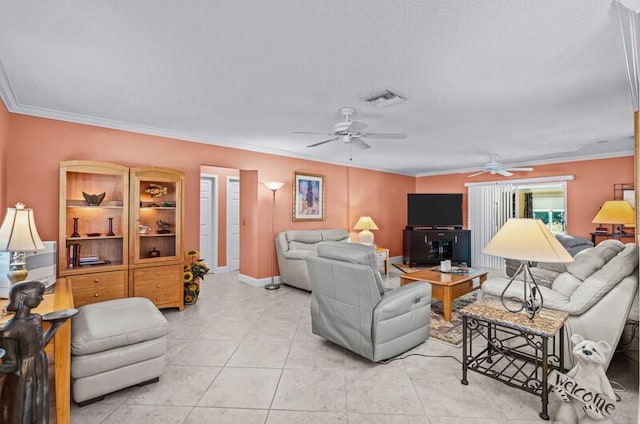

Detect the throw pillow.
xmin=552 ymin=272 xmax=583 ymax=297
xmin=567 ymin=251 xmax=605 ymax=281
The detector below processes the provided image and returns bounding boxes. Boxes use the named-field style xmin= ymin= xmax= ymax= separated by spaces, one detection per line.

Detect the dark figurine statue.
xmin=0 ymin=281 xmax=78 ymax=424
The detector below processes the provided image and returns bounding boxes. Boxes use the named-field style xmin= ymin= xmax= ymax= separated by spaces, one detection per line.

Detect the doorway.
xmin=200 ymin=166 xmax=241 ymax=273
xmin=227 ymin=177 xmax=240 ymax=271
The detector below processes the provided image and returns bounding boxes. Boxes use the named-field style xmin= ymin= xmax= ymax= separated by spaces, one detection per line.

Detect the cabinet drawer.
xmin=68 ymin=270 xmax=127 ymax=307
xmin=133 ymin=264 xmax=181 ymax=307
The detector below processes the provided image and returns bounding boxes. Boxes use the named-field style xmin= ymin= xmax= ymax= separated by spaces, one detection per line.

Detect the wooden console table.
xmin=0 ymin=278 xmax=74 ymax=424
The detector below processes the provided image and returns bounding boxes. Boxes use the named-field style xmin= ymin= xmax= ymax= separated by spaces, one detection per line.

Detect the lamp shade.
xmin=264 ymin=181 xmax=285 ymax=191
xmin=0 ymin=203 xmax=45 ymax=252
xmin=353 ymin=216 xmax=379 ymax=231
xmin=592 ymin=200 xmax=635 ymax=225
xmin=482 ymin=218 xmax=573 ymax=263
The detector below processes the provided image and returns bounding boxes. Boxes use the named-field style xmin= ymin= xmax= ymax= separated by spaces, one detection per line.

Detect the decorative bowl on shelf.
xmin=82 ymin=192 xmax=106 ymax=206
xmin=139 ymin=225 xmax=151 ymax=234
xmin=86 ymin=232 xmax=101 ymax=237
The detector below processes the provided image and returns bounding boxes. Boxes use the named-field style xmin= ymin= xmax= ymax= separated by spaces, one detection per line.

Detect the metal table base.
xmin=460 ymin=314 xmax=565 ymax=420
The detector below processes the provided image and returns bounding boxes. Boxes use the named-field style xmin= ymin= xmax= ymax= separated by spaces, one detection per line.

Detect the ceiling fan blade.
xmin=497 ymin=169 xmax=514 ymax=177
xmin=505 ymin=167 xmax=533 ymax=172
xmin=350 ymin=137 xmax=371 ymax=149
xmin=294 ymin=131 xmax=333 ymax=136
xmin=467 ymin=170 xmax=488 ymax=177
xmin=363 ymin=132 xmax=407 ymax=139
xmin=347 ymin=120 xmax=368 ymax=133
xmin=307 ymin=137 xmax=339 ymax=148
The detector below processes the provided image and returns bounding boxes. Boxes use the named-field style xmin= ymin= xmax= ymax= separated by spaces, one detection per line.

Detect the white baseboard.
xmin=213 ymin=266 xmax=229 ymax=273
xmin=238 ymin=274 xmax=281 ymax=287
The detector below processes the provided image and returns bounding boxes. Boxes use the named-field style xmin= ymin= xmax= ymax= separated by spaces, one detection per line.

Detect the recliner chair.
xmin=306 ymin=242 xmax=431 ymax=362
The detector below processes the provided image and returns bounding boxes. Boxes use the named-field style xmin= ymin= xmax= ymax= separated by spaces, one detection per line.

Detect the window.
xmin=519 ymin=185 xmax=566 ymax=233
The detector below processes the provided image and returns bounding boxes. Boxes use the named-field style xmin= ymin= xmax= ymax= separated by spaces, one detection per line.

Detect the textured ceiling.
xmin=0 ymin=0 xmax=634 ymax=176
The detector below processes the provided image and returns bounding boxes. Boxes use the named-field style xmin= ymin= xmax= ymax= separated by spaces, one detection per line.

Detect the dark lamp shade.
xmin=482 ymin=218 xmax=573 ymax=263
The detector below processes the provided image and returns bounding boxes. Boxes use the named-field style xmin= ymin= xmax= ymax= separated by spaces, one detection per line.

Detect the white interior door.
xmin=227 ymin=177 xmax=240 ymax=271
xmin=200 ymin=176 xmax=217 ymax=273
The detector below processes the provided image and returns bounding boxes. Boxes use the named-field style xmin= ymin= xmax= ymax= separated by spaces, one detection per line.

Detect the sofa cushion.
xmin=321 ymin=229 xmax=350 ymax=242
xmin=282 ymin=249 xmax=317 ymax=260
xmin=513 ymin=266 xmax=560 ymax=288
xmin=555 ymin=233 xmax=593 ymax=255
xmin=71 ymin=297 xmax=169 ymax=356
xmin=286 ymin=230 xmax=323 ymax=244
xmin=552 ymin=272 xmax=583 ymax=297
xmin=289 ymin=240 xmax=319 ymax=252
xmin=481 ymin=278 xmax=571 ymax=311
xmin=537 ymin=262 xmax=569 ymax=274
xmin=567 ymin=251 xmax=605 ymax=281
xmin=568 ymin=243 xmax=638 ymax=315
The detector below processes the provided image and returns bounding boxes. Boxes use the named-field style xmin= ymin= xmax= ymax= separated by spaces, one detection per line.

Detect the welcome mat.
xmin=429 ymin=292 xmax=477 ymax=347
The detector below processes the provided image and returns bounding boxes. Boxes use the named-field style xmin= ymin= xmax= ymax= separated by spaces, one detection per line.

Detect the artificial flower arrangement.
xmin=183 ymin=250 xmax=210 ymax=304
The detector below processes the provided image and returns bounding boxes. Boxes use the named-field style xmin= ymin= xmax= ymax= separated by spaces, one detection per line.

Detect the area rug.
xmin=391 ymin=262 xmax=476 ymax=347
xmin=429 ymin=292 xmax=477 ymax=347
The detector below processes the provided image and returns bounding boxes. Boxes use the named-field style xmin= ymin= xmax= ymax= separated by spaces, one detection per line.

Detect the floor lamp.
xmin=264 ymin=181 xmax=285 ymax=290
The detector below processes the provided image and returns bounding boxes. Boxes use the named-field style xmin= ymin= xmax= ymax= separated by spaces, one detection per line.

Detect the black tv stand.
xmin=403 ymin=228 xmax=471 ymax=267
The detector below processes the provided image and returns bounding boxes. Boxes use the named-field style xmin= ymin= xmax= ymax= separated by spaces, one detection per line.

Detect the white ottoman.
xmin=71 ymin=297 xmax=169 ymax=405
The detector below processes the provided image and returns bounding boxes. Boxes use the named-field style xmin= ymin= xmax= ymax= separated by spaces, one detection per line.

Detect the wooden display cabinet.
xmin=59 ymin=161 xmax=130 ymax=306
xmin=129 ymin=167 xmax=185 ymax=311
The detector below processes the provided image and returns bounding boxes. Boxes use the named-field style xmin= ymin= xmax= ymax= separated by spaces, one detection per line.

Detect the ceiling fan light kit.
xmin=294 ymin=106 xmax=407 ymax=150
xmin=467 ymin=159 xmax=534 ymax=178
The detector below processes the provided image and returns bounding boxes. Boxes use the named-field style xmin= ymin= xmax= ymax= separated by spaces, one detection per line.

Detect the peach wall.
xmin=0 ymin=100 xmax=8 ymax=211
xmin=200 ymin=165 xmax=240 ymax=268
xmin=5 ymin=113 xmax=415 ymax=279
xmin=416 ymin=156 xmax=634 ymax=239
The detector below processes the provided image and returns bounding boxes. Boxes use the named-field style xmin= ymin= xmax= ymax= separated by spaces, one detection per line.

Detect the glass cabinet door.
xmin=130 ymin=168 xmax=184 ymax=265
xmin=59 ymin=161 xmax=129 ymax=275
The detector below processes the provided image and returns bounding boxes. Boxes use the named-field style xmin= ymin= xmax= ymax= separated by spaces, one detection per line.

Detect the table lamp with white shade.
xmin=482 ymin=218 xmax=573 ymax=319
xmin=354 ymin=216 xmax=379 ymax=245
xmin=592 ymin=200 xmax=635 ymax=239
xmin=0 ymin=202 xmax=46 ymax=285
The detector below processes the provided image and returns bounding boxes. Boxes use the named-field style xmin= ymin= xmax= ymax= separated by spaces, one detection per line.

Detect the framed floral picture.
xmin=293 ymin=172 xmax=325 ymax=221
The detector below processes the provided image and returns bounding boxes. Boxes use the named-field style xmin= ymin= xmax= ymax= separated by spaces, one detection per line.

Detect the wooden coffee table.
xmin=399 ymin=266 xmax=488 ymax=322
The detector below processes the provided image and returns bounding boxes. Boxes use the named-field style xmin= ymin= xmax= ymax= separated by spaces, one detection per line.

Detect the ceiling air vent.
xmin=362 ymin=89 xmax=406 ymax=108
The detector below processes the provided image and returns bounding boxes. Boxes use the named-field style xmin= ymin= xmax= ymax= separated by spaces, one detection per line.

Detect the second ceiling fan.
xmin=468 ymin=157 xmax=534 ymax=177
xmin=294 ymin=107 xmax=407 ymax=149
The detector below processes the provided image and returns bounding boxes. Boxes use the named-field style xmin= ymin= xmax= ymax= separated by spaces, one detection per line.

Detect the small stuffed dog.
xmin=554 ymin=334 xmax=616 ymax=424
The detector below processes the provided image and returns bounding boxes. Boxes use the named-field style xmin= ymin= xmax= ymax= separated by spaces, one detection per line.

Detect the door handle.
xmin=455 ymin=236 xmax=458 ymax=243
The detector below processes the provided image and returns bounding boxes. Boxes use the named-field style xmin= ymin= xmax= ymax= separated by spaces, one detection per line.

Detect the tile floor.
xmin=70 ymin=269 xmax=639 ymax=424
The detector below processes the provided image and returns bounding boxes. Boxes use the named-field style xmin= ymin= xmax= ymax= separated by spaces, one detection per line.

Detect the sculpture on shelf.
xmin=0 ymin=281 xmax=78 ymax=424
xmin=145 ymin=184 xmax=168 ymax=207
xmin=81 ymin=192 xmax=105 ymax=206
xmin=157 ymin=218 xmax=172 ymax=234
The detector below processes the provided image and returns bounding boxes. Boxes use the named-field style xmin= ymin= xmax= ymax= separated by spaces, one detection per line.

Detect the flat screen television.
xmin=407 ymin=193 xmax=463 ymax=228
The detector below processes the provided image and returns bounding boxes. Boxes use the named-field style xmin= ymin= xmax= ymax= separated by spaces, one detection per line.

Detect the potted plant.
xmin=183 ymin=250 xmax=210 ymax=305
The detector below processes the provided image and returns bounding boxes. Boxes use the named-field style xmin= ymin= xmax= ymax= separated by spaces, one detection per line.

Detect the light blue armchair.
xmin=306 ymin=242 xmax=431 ymax=362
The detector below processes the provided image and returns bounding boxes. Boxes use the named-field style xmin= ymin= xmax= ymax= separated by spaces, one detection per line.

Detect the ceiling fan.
xmin=294 ymin=106 xmax=407 ymax=149
xmin=467 ymin=158 xmax=534 ymax=177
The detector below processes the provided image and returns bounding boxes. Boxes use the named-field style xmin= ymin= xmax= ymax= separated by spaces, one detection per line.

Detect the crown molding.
xmin=415 ymin=151 xmax=634 ymax=178
xmin=2 ymin=97 xmax=415 ymax=176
